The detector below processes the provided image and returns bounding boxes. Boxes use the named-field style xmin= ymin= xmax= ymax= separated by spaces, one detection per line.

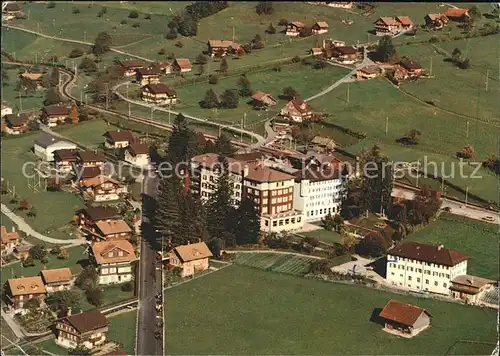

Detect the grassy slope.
xmin=165 ymin=265 xmax=497 ymax=355
xmin=1 ymin=68 xmax=46 ymax=111
xmin=407 ymin=214 xmax=499 ymax=280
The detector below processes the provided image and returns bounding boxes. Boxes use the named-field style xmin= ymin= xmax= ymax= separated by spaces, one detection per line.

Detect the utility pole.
xmin=385 ymin=116 xmax=388 ymax=135
xmin=415 ymin=159 xmax=420 ymax=188
xmin=465 ymin=186 xmax=469 ymax=207
xmin=346 ymin=82 xmax=350 ymax=104
xmin=243 ymin=112 xmax=246 ymax=129
xmin=84 ymin=30 xmax=87 ymax=43
xmin=232 ymin=25 xmax=235 ymax=43
xmin=18 ymin=90 xmax=23 ymax=112
xmin=105 ymin=83 xmax=109 ymax=110
xmin=80 ymin=91 xmax=83 ymax=103
xmin=240 ymin=116 xmax=243 ymax=142
xmin=52 ymin=18 xmax=55 ymax=28
xmin=441 ymin=176 xmax=444 ymax=195
xmin=37 ymin=22 xmax=40 ymax=33
xmin=168 ymin=102 xmax=171 ymax=124
xmin=466 ymin=121 xmax=469 ymax=138
xmin=485 ymin=69 xmax=489 ymax=92
xmin=126 ymin=82 xmax=129 ymax=98
xmin=429 ymin=57 xmax=433 ymax=76
xmin=28 ymin=9 xmax=30 ymax=20
xmin=128 ymin=102 xmax=131 ymax=118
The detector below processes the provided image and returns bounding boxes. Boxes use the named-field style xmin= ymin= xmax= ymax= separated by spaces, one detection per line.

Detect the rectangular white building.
xmin=386 ymin=242 xmax=469 ymax=295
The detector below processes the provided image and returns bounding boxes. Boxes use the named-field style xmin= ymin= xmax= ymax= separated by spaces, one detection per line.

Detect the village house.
xmin=73 ymin=166 xmax=102 ymax=185
xmin=14 ymin=244 xmax=31 ymax=261
xmin=286 ymin=21 xmax=305 ymax=36
xmin=76 ymin=151 xmax=106 ymax=168
xmin=53 ymin=149 xmax=80 ymax=172
xmin=172 ymin=58 xmax=192 ymax=74
xmin=310 ymin=47 xmax=323 ymax=56
xmin=449 ymin=275 xmax=496 ymax=305
xmin=141 ymin=83 xmax=177 ymax=105
xmin=4 ymin=113 xmax=30 ymax=135
xmin=1 ymin=225 xmax=20 ymax=256
xmin=34 ymin=133 xmax=78 ymax=162
xmin=20 ymin=71 xmax=43 ymax=90
xmin=103 ymin=130 xmax=134 ymax=149
xmin=207 ymin=40 xmax=233 ymax=57
xmin=280 ymin=99 xmax=314 ymax=123
xmin=424 ymin=13 xmax=449 ymax=29
xmin=331 ymin=46 xmax=358 ymax=64
xmin=135 ymin=66 xmax=161 ymax=86
xmin=443 ymin=8 xmax=470 ymax=22
xmin=55 ymin=309 xmax=108 ymax=350
xmin=386 ymin=242 xmax=469 ymax=295
xmin=323 ymin=39 xmax=346 ymax=49
xmin=6 ymin=276 xmax=47 ymax=311
xmin=229 ymin=42 xmax=244 ymax=56
xmin=124 ymin=142 xmax=150 ymax=168
xmin=373 ymin=17 xmax=402 ymax=36
xmin=92 ymin=219 xmax=132 ymax=242
xmin=1 ymin=104 xmax=13 ymax=117
xmin=78 ymin=206 xmax=121 ymax=233
xmin=117 ymin=59 xmax=145 ymax=77
xmin=356 ymin=65 xmax=382 ymax=79
xmin=3 ymin=2 xmax=22 ymax=20
xmin=40 ymin=268 xmax=74 ymax=293
xmin=89 ymin=240 xmax=136 ymax=285
xmin=395 ymin=16 xmax=414 ymax=31
xmin=250 ymin=91 xmax=277 ymax=109
xmin=398 ymin=59 xmax=423 ymax=79
xmin=41 ymin=106 xmax=70 ymax=127
xmin=168 ymin=242 xmax=213 ymax=278
xmin=378 ymin=300 xmax=431 ymax=338
xmin=312 ymin=21 xmax=329 ymax=34
xmin=79 ymin=175 xmax=127 ymax=202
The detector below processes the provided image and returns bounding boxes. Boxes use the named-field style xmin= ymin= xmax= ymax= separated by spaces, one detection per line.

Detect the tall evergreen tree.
xmin=166 ymin=113 xmax=201 ymax=164
xmin=178 ymin=192 xmax=206 ymax=244
xmin=214 ymin=134 xmax=235 ymax=156
xmin=233 ymin=198 xmax=260 ymax=245
xmin=201 ymin=89 xmax=219 ymax=109
xmin=154 ymin=176 xmax=182 ymax=248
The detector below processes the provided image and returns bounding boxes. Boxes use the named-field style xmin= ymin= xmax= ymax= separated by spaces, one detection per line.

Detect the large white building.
xmin=386 ymin=242 xmax=469 ymax=295
xmin=34 ymin=133 xmax=78 ymax=162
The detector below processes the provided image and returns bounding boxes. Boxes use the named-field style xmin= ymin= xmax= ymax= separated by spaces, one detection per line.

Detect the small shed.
xmin=379 ymin=300 xmax=431 ymax=338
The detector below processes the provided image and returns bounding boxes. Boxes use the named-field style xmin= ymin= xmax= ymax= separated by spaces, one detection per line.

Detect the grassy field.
xmin=0 ymin=322 xmax=18 ymax=347
xmin=165 ymin=265 xmax=497 ymax=355
xmin=407 ymin=214 xmax=499 ymax=280
xmin=233 ymin=252 xmax=317 ymax=276
xmin=299 ymin=228 xmax=344 ymax=245
xmin=1 ymin=68 xmax=46 ymax=111
xmin=56 ymin=119 xmax=116 ymax=148
xmin=1 ymin=133 xmax=85 ymax=240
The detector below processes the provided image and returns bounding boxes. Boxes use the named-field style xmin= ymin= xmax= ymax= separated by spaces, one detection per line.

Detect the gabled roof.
xmin=8 ymin=276 xmax=46 ymax=296
xmin=143 ymin=83 xmax=176 ymax=96
xmin=387 ymin=242 xmax=468 ymax=267
xmin=81 ymin=175 xmax=122 ymax=188
xmin=91 ymin=240 xmax=136 ymax=264
xmin=286 ymin=99 xmax=312 ymax=114
xmin=77 ymin=150 xmax=106 ymax=163
xmin=53 ymin=149 xmax=80 ymax=161
xmin=21 ymin=72 xmax=42 ymax=80
xmin=4 ymin=3 xmax=20 ymax=12
xmin=1 ymin=226 xmax=19 ymax=244
xmin=118 ymin=59 xmax=145 ymax=69
xmin=136 ymin=66 xmax=161 ymax=76
xmin=379 ymin=300 xmax=429 ymax=327
xmin=63 ymin=309 xmax=108 ymax=334
xmin=451 ymin=275 xmax=495 ymax=290
xmin=173 ymin=58 xmax=192 ymax=70
xmin=5 ymin=113 xmax=29 ymax=126
xmin=76 ymin=166 xmax=102 ymax=180
xmin=172 ymin=242 xmax=213 ymax=263
xmin=314 ymin=21 xmax=329 ymax=28
xmin=396 ymin=16 xmax=413 ymax=26
xmin=82 ymin=206 xmax=120 ymax=221
xmin=358 ymin=65 xmax=380 ymax=75
xmin=426 ymin=13 xmax=449 ymax=22
xmin=40 ymin=268 xmax=73 ymax=284
xmin=126 ymin=142 xmax=149 ymax=156
xmin=43 ymin=106 xmax=70 ymax=117
xmin=95 ymin=219 xmax=132 ymax=236
xmin=399 ymin=59 xmax=422 ymax=71
xmin=443 ymin=8 xmax=469 ymax=18
xmin=245 ymin=162 xmax=296 ymax=183
xmin=103 ymin=130 xmax=134 ymax=143
xmin=208 ymin=40 xmax=233 ymax=48
xmin=289 ymin=21 xmax=305 ymax=28
xmin=251 ymin=91 xmax=276 ymax=103
xmin=335 ymin=46 xmax=357 ymax=55
xmin=374 ymin=17 xmax=399 ymax=26
xmin=34 ymin=133 xmax=67 ymax=148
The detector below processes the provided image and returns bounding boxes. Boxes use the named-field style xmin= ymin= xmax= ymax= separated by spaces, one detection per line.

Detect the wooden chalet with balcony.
xmin=141 ymin=83 xmax=177 ymax=105
xmin=55 ymin=309 xmax=109 ymax=350
xmin=89 ymin=240 xmax=136 ymax=285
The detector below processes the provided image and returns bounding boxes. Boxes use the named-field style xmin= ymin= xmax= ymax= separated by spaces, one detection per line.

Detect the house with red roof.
xmin=379 ymin=300 xmax=431 ymax=337
xmin=280 ymin=100 xmax=314 ymax=123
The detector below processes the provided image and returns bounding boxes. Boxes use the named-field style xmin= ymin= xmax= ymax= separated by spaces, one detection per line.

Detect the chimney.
xmin=67 ymin=307 xmax=72 ymax=316
xmin=438 ymin=245 xmax=444 ymax=251
xmin=242 ymin=165 xmax=249 ymax=177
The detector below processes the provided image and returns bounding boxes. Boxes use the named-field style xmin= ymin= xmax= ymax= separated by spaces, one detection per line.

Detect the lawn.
xmin=0 ymin=322 xmax=18 ymax=346
xmin=165 ymin=265 xmax=497 ymax=355
xmin=233 ymin=252 xmax=317 ymax=276
xmin=56 ymin=119 xmax=116 ymax=149
xmin=299 ymin=228 xmax=344 ymax=245
xmin=1 ymin=133 xmax=85 ymax=240
xmin=0 ymin=245 xmax=88 ymax=282
xmin=1 ymin=68 xmax=46 ymax=111
xmin=407 ymin=214 xmax=499 ymax=280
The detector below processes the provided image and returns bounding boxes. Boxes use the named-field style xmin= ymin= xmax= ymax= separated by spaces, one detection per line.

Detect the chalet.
xmin=141 ymin=84 xmax=177 ymax=105
xmin=286 ymin=21 xmax=305 ymax=36
xmin=374 ymin=17 xmax=402 ymax=36
xmin=152 ymin=61 xmax=172 ymax=75
xmin=20 ymin=71 xmax=43 ymax=90
xmin=172 ymin=58 xmax=192 ymax=73
xmin=73 ymin=166 xmax=102 ymax=184
xmin=207 ymin=40 xmax=233 ymax=57
xmin=124 ymin=142 xmax=150 ymax=168
xmin=450 ymin=275 xmax=496 ymax=305
xmin=393 ymin=66 xmax=409 ymax=83
xmin=40 ymin=268 xmax=74 ymax=293
xmin=443 ymin=8 xmax=470 ymax=22
xmin=135 ymin=66 xmax=161 ymax=86
xmin=395 ymin=16 xmax=414 ymax=31
xmin=79 ymin=175 xmax=127 ymax=202
xmin=89 ymin=240 xmax=136 ymax=284
xmin=398 ymin=59 xmax=423 ymax=78
xmin=41 ymin=106 xmax=70 ymax=127
xmin=1 ymin=225 xmax=20 ymax=256
xmin=250 ymin=91 xmax=277 ymax=108
xmin=379 ymin=300 xmax=431 ymax=338
xmin=1 ymin=104 xmax=13 ymax=117
xmin=331 ymin=46 xmax=358 ymax=64
xmin=424 ymin=14 xmax=449 ymax=29
xmin=3 ymin=2 xmax=21 ymax=20
xmin=103 ymin=130 xmax=134 ymax=149
xmin=53 ymin=149 xmax=80 ymax=172
xmin=92 ymin=219 xmax=132 ymax=242
xmin=4 ymin=113 xmax=30 ymax=135
xmin=78 ymin=206 xmax=121 ymax=232
xmin=312 ymin=21 xmax=329 ymax=34
xmin=169 ymin=242 xmax=213 ymax=277
xmin=34 ymin=133 xmax=77 ymax=162
xmin=310 ymin=47 xmax=323 ymax=56
xmin=117 ymin=59 xmax=145 ymax=77
xmin=55 ymin=309 xmax=108 ymax=350
xmin=229 ymin=42 xmax=244 ymax=56
xmin=6 ymin=276 xmax=47 ymax=311
xmin=356 ymin=65 xmax=381 ymax=79
xmin=76 ymin=151 xmax=106 ymax=168
xmin=280 ymin=99 xmax=313 ymax=123
xmin=310 ymin=136 xmax=338 ymax=152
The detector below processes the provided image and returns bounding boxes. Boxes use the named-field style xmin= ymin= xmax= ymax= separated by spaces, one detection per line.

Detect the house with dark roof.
xmin=4 ymin=113 xmax=30 ymax=135
xmin=398 ymin=59 xmax=423 ymax=78
xmin=330 ymin=46 xmax=358 ymax=64
xmin=207 ymin=40 xmax=234 ymax=57
xmin=374 ymin=17 xmax=402 ymax=35
xmin=378 ymin=300 xmax=431 ymax=338
xmin=312 ymin=21 xmax=329 ymax=34
xmin=449 ymin=275 xmax=496 ymax=305
xmin=118 ymin=59 xmax=145 ymax=77
xmin=124 ymin=142 xmax=150 ymax=168
xmin=53 ymin=149 xmax=80 ymax=171
xmin=386 ymin=242 xmax=469 ymax=295
xmin=78 ymin=175 xmax=127 ymax=202
xmin=280 ymin=99 xmax=314 ymax=122
xmin=34 ymin=133 xmax=78 ymax=161
xmin=3 ymin=2 xmax=22 ymax=20
xmin=141 ymin=83 xmax=177 ymax=104
xmin=41 ymin=106 xmax=70 ymax=127
xmin=103 ymin=130 xmax=135 ymax=149
xmin=286 ymin=21 xmax=305 ymax=36
xmin=78 ymin=206 xmax=121 ymax=233
xmin=55 ymin=309 xmax=108 ymax=350
xmin=136 ymin=66 xmax=162 ymax=86
xmin=250 ymin=91 xmax=277 ymax=108
xmin=172 ymin=58 xmax=192 ymax=73
xmin=76 ymin=151 xmax=106 ymax=168
xmin=424 ymin=13 xmax=449 ymax=29
xmin=168 ymin=241 xmax=213 ymax=277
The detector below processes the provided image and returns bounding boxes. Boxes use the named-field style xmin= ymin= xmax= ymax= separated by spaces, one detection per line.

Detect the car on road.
xmin=482 ymin=216 xmax=495 ymax=222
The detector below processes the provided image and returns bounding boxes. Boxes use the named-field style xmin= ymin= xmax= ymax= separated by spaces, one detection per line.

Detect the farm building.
xmin=443 ymin=8 xmax=470 ymax=22
xmin=118 ymin=59 xmax=145 ymax=77
xmin=312 ymin=21 xmax=329 ymax=34
xmin=207 ymin=40 xmax=233 ymax=57
xmin=424 ymin=14 xmax=449 ymax=29
xmin=172 ymin=58 xmax=192 ymax=73
xmin=378 ymin=300 xmax=431 ymax=338
xmin=4 ymin=113 xmax=30 ymax=135
xmin=356 ymin=65 xmax=381 ymax=79
xmin=449 ymin=275 xmax=496 ymax=305
xmin=251 ymin=91 xmax=277 ymax=108
xmin=280 ymin=100 xmax=314 ymax=122
xmin=286 ymin=21 xmax=305 ymax=36
xmin=136 ymin=67 xmax=161 ymax=86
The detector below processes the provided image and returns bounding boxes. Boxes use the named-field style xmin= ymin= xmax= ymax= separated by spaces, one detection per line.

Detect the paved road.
xmin=136 ymin=174 xmax=163 ymax=356
xmin=392 ymin=187 xmax=499 ymax=225
xmin=1 ymin=204 xmax=85 ymax=245
xmin=2 ymin=24 xmax=153 ymax=62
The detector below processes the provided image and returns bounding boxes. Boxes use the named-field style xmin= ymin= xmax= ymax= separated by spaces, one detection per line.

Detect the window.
xmin=417 ymin=277 xmax=420 ymax=282
xmin=202 ymin=175 xmax=207 ymax=180
xmin=271 ymin=198 xmax=276 ymax=204
xmin=400 ymin=274 xmax=403 ymax=278
xmin=288 ymin=187 xmax=292 ymax=193
xmin=263 ymin=191 xmax=268 ymax=197
xmin=410 ymin=267 xmax=414 ymax=272
xmin=265 ymin=220 xmax=269 ymax=226
xmin=425 ymin=279 xmax=429 ymax=284
xmin=291 ymin=218 xmax=295 ymax=223
xmin=408 ymin=276 xmax=412 ymax=281
xmin=272 ymin=221 xmax=277 ymax=227
xmin=277 ymin=197 xmax=282 ymax=203
xmin=262 ymin=207 xmax=267 ymax=214
xmin=263 ymin=198 xmax=268 ymax=204
xmin=285 ymin=219 xmax=290 ymax=224
xmin=446 ymin=274 xmax=450 ymax=279
xmin=279 ymin=220 xmax=283 ymax=226
xmin=418 ymin=268 xmax=422 ymax=273
xmin=391 ymin=272 xmax=395 ymax=276
xmin=272 ymin=191 xmax=277 ymax=196
xmin=297 ymin=217 xmax=301 ymax=222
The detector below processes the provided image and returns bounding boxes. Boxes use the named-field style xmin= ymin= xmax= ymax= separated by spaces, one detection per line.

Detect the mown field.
xmin=1 ymin=67 xmax=46 ymax=111
xmin=407 ymin=214 xmax=499 ymax=280
xmin=233 ymin=252 xmax=317 ymax=276
xmin=165 ymin=265 xmax=497 ymax=355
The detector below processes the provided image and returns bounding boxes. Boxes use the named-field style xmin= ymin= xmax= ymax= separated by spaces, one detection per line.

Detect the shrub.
xmin=158 ymin=48 xmax=166 ymax=55
xmin=47 ymin=1 xmax=56 ymax=8
xmin=165 ymin=28 xmax=178 ymax=40
xmin=128 ymin=10 xmax=139 ymax=19
xmin=68 ymin=48 xmax=84 ymax=58
xmin=428 ymin=36 xmax=439 ymax=43
xmin=121 ymin=281 xmax=134 ymax=292
xmin=22 ymin=256 xmax=35 ymax=267
xmin=72 ymin=7 xmax=80 ymax=14
xmin=144 ymin=14 xmax=151 ymax=20
xmin=120 ymin=19 xmax=127 ymax=25
xmin=175 ymin=41 xmax=184 ymax=48
xmin=278 ymin=18 xmax=288 ymax=26
xmin=208 ymin=75 xmax=218 ymax=85
xmin=132 ymin=22 xmax=140 ymax=28
xmin=291 ymin=56 xmax=301 ymax=63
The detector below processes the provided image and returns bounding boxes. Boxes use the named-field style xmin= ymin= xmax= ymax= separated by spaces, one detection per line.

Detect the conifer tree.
xmin=154 ymin=176 xmax=182 ymax=248
xmin=214 ymin=134 xmax=235 ymax=156
xmin=201 ymin=89 xmax=219 ymax=109
xmin=233 ymin=198 xmax=260 ymax=245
